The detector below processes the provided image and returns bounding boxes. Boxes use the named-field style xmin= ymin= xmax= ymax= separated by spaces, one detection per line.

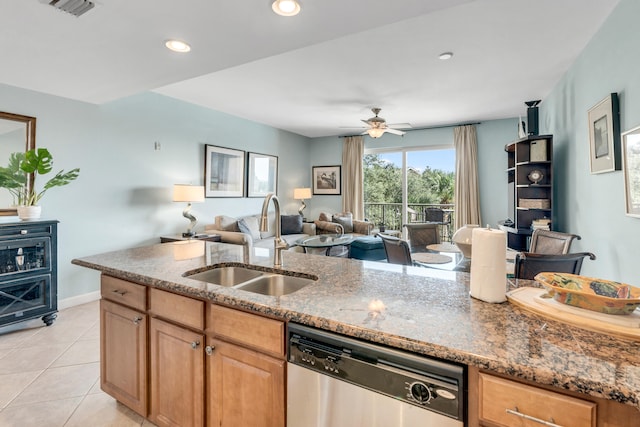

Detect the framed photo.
xmin=588 ymin=93 xmax=621 ymax=174
xmin=622 ymin=126 xmax=640 ymax=218
xmin=247 ymin=152 xmax=278 ymax=197
xmin=204 ymin=145 xmax=245 ymax=197
xmin=312 ymin=165 xmax=341 ymax=195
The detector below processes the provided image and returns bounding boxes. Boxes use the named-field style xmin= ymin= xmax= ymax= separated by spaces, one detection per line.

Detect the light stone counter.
xmin=72 ymin=240 xmax=640 ymax=410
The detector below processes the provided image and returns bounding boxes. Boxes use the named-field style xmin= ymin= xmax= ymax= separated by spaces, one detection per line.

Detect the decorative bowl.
xmin=535 ymin=272 xmax=640 ymax=315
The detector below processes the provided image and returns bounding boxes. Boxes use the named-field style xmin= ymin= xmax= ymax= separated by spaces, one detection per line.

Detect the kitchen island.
xmin=73 ymin=240 xmax=640 ymax=425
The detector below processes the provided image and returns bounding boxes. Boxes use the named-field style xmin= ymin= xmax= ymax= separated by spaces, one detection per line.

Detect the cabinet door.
xmin=100 ymin=299 xmax=147 ymax=416
xmin=207 ymin=338 xmax=285 ymax=427
xmin=149 ymin=317 xmax=204 ymax=427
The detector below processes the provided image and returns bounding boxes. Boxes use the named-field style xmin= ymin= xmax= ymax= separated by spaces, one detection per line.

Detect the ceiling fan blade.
xmin=361 ymin=119 xmax=373 ymax=126
xmin=388 ymin=123 xmax=412 ymax=129
xmin=385 ymin=128 xmax=406 ymax=136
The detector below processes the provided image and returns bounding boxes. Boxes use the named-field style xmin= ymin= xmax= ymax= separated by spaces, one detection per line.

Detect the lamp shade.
xmin=367 ymin=128 xmax=385 ymax=138
xmin=293 ymin=188 xmax=311 ymax=200
xmin=173 ymin=184 xmax=204 ymax=203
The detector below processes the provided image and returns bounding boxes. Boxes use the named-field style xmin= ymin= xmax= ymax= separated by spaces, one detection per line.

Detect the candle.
xmin=469 ymin=227 xmax=507 ymax=303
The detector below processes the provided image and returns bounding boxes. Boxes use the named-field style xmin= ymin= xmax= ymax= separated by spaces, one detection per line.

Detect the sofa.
xmin=205 ymin=213 xmax=316 ymax=249
xmin=314 ymin=212 xmax=374 ymax=236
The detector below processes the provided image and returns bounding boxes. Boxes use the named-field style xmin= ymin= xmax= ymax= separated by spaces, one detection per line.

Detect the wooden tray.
xmin=506 ymin=287 xmax=640 ymax=339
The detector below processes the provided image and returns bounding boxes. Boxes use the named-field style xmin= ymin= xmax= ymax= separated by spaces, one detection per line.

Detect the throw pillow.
xmin=318 ymin=212 xmax=332 ymax=222
xmin=332 ymin=213 xmax=353 ymax=233
xmin=218 ymin=215 xmax=240 ymax=232
xmin=237 ymin=216 xmax=261 ymax=240
xmin=281 ymin=215 xmax=303 ymax=235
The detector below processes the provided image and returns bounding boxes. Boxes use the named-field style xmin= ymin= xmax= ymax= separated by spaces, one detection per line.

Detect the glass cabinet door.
xmin=0 ymin=237 xmax=50 ymax=276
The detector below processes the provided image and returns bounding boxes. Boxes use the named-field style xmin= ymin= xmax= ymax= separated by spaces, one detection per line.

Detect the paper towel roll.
xmin=469 ymin=227 xmax=507 ymax=303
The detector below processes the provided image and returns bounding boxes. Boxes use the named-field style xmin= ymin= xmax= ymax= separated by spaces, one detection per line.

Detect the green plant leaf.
xmin=21 ymin=148 xmax=53 ymax=175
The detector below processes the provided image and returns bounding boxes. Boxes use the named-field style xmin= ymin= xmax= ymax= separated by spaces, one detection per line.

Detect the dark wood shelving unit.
xmin=501 ymin=135 xmax=553 ymax=250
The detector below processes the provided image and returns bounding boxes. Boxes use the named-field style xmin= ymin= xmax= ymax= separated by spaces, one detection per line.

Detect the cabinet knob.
xmin=205 ymin=345 xmax=215 ymax=355
xmin=133 ymin=316 xmax=143 ymax=325
xmin=191 ymin=340 xmax=200 ymax=350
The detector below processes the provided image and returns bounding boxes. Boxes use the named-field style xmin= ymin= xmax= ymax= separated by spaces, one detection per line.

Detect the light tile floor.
xmin=0 ymin=300 xmax=157 ymax=427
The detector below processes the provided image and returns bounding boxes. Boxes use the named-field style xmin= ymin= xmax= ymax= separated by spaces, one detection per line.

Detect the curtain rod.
xmin=338 ymin=121 xmax=481 ymax=138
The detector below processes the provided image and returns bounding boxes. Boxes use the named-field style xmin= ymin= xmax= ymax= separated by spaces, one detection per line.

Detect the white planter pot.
xmin=17 ymin=205 xmax=42 ymax=220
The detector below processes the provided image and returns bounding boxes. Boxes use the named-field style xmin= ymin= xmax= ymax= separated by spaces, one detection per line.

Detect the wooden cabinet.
xmin=468 ymin=366 xmax=639 ymax=427
xmin=100 ymin=275 xmax=285 ymax=427
xmin=149 ymin=317 xmax=204 ymax=427
xmin=100 ymin=277 xmax=147 ymax=416
xmin=206 ymin=304 xmax=286 ymax=427
xmin=206 ymin=338 xmax=285 ymax=427
xmin=502 ymin=135 xmax=554 ymax=250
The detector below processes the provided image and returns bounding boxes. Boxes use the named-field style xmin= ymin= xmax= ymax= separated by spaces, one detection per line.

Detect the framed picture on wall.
xmin=312 ymin=165 xmax=341 ymax=195
xmin=204 ymin=145 xmax=245 ymax=197
xmin=588 ymin=92 xmax=621 ymax=174
xmin=247 ymin=152 xmax=278 ymax=197
xmin=622 ymin=125 xmax=640 ymax=218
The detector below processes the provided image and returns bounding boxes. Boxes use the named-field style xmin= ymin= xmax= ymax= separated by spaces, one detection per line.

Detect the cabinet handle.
xmin=112 ymin=289 xmax=127 ymax=296
xmin=506 ymin=407 xmax=563 ymax=427
xmin=133 ymin=316 xmax=143 ymax=325
xmin=20 ymin=230 xmax=28 ymax=235
xmin=205 ymin=345 xmax=215 ymax=355
xmin=191 ymin=340 xmax=200 ymax=349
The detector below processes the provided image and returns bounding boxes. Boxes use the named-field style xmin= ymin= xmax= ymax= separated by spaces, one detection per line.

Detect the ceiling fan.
xmin=359 ymin=108 xmax=410 ymax=138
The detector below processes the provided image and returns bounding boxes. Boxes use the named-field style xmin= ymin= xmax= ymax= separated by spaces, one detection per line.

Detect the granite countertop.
xmin=72 ymin=240 xmax=640 ymax=410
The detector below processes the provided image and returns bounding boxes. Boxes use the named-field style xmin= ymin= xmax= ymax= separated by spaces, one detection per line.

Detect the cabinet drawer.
xmin=149 ymin=288 xmax=204 ymax=331
xmin=208 ymin=305 xmax=284 ymax=358
xmin=101 ymin=275 xmax=146 ymax=311
xmin=479 ymin=373 xmax=596 ymax=427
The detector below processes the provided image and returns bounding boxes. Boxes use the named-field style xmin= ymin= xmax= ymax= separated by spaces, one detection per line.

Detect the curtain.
xmin=341 ymin=136 xmax=364 ymax=219
xmin=453 ymin=125 xmax=482 ymax=230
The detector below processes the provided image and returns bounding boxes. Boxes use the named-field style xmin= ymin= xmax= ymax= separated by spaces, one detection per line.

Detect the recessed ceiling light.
xmin=165 ymin=39 xmax=191 ymax=53
xmin=439 ymin=52 xmax=454 ymax=60
xmin=272 ymin=0 xmax=300 ymax=16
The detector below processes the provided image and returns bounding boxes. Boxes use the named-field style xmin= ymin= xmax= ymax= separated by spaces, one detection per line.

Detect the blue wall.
xmin=0 ymin=84 xmax=311 ymax=303
xmin=540 ymin=0 xmax=639 ymax=282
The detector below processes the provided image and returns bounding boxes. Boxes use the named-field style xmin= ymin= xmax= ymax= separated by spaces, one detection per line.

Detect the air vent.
xmin=48 ymin=0 xmax=95 ymax=17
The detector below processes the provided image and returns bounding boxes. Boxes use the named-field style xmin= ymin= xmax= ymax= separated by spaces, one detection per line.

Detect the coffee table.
xmin=294 ymin=234 xmax=354 ymax=257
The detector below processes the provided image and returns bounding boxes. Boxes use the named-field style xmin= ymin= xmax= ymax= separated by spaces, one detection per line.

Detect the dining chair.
xmin=402 ymin=223 xmax=440 ymax=253
xmin=379 ymin=234 xmax=414 ymax=266
xmin=529 ymin=229 xmax=581 ymax=255
xmin=514 ymin=251 xmax=596 ymax=280
xmin=424 ymin=207 xmax=452 ymax=241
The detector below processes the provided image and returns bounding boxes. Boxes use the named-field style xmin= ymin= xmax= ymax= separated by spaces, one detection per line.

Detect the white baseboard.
xmin=58 ymin=291 xmax=101 ymax=310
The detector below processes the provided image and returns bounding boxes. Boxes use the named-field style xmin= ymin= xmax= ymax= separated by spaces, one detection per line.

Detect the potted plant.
xmin=0 ymin=148 xmax=79 ymax=220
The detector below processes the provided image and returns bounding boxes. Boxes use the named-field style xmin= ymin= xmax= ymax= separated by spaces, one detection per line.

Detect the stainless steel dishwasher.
xmin=287 ymin=323 xmax=465 ymax=427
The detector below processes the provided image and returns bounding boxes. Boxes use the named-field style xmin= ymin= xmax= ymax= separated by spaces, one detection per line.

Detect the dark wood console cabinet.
xmin=0 ymin=219 xmax=58 ymax=327
xmin=501 ymin=135 xmax=554 ymax=250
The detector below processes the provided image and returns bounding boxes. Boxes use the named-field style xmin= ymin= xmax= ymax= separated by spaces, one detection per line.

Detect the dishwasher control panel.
xmin=288 ymin=323 xmax=465 ymax=421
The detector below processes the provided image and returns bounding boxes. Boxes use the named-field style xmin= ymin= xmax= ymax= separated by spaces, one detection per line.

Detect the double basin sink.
xmin=185 ymin=264 xmax=317 ymax=297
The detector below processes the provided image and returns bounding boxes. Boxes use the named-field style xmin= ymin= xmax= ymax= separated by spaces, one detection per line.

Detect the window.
xmin=364 ymin=147 xmax=455 ymax=233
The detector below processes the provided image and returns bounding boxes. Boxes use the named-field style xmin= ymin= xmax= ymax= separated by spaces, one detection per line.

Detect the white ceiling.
xmin=0 ymin=0 xmax=619 ymax=138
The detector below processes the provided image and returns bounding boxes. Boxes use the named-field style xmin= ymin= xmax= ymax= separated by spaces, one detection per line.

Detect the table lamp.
xmin=173 ymin=184 xmax=205 ymax=237
xmin=293 ymin=188 xmax=311 ymax=219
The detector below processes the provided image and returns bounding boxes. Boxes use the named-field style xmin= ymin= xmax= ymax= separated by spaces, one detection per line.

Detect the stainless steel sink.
xmin=186 ymin=266 xmax=264 ymax=287
xmin=235 ymin=274 xmax=315 ymax=297
xmin=185 ymin=264 xmax=316 ymax=296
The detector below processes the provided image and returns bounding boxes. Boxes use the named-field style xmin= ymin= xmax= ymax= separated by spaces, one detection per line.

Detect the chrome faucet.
xmin=260 ymin=193 xmax=287 ymax=268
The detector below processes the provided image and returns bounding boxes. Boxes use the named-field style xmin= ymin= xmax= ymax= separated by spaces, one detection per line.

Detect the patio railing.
xmin=364 ymin=202 xmax=455 ymax=242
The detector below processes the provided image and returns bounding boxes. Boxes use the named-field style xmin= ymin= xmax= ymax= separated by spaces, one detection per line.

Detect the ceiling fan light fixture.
xmin=367 ymin=128 xmax=385 ymax=138
xmin=272 ymin=0 xmax=300 ymax=16
xmin=165 ymin=39 xmax=191 ymax=53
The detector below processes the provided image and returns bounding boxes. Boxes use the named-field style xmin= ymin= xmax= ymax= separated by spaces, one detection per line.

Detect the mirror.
xmin=0 ymin=111 xmax=36 ymax=215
